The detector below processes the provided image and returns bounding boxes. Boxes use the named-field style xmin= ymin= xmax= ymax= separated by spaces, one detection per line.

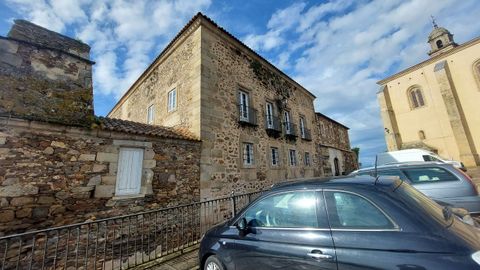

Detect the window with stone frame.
xmin=408 ymin=87 xmax=425 ymax=109
xmin=147 ymin=104 xmax=155 ymax=124
xmin=168 ymin=88 xmax=177 ymax=112
xmin=289 ymin=149 xmax=297 ymax=166
xmin=304 ymin=152 xmax=311 ymax=166
xmin=271 ymin=147 xmax=279 ymax=166
xmin=243 ymin=143 xmax=254 ymax=166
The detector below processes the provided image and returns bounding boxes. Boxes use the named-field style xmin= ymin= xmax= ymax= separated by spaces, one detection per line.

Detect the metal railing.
xmin=0 ymin=191 xmax=264 ymax=270
xmin=265 ymin=115 xmax=281 ymax=133
xmin=238 ymin=105 xmax=258 ymax=126
xmin=301 ymin=128 xmax=312 ymax=141
xmin=283 ymin=122 xmax=297 ymax=138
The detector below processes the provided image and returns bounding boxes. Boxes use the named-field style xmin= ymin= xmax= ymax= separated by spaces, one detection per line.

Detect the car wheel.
xmin=204 ymin=255 xmax=225 ymax=270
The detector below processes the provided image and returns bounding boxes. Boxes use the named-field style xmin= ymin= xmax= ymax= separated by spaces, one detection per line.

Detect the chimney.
xmin=0 ymin=20 xmax=95 ymax=126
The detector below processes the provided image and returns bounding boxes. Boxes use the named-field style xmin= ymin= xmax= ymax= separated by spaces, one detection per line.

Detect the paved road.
xmin=146 ymin=249 xmax=199 ymax=270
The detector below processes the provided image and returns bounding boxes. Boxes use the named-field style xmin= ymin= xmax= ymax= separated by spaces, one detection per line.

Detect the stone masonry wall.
xmin=109 ymin=24 xmax=201 ymax=137
xmin=314 ymin=114 xmax=357 ymax=175
xmin=0 ymin=20 xmax=94 ymax=127
xmin=200 ymin=25 xmax=319 ymax=199
xmin=0 ymin=118 xmax=200 ymax=234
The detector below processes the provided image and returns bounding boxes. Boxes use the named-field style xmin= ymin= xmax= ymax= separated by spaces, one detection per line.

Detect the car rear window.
xmin=402 ymin=167 xmax=458 ymax=183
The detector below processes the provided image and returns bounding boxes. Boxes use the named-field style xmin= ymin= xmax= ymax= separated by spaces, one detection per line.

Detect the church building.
xmin=377 ymin=20 xmax=480 ymax=167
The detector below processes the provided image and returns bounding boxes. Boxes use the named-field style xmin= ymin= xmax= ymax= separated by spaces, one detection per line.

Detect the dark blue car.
xmin=199 ymin=176 xmax=480 ymax=270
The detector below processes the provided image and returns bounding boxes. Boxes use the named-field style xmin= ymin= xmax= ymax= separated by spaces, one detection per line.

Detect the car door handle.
xmin=307 ymin=251 xmax=332 ymax=260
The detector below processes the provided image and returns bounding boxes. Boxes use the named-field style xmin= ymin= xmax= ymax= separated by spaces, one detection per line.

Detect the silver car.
xmin=351 ymin=161 xmax=480 ymax=215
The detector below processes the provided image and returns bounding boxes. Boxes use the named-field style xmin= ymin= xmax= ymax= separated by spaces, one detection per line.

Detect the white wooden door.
xmin=115 ymin=148 xmax=144 ymax=196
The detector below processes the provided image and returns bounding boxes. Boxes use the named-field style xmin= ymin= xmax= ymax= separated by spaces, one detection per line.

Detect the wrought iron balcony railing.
xmin=283 ymin=122 xmax=297 ymax=138
xmin=265 ymin=115 xmax=281 ymax=132
xmin=238 ymin=104 xmax=258 ymax=126
xmin=301 ymin=128 xmax=312 ymax=141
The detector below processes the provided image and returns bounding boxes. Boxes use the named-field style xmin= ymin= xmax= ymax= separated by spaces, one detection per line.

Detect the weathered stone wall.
xmin=314 ymin=114 xmax=357 ymax=176
xmin=0 ymin=117 xmax=200 ymax=234
xmin=0 ymin=20 xmax=94 ymax=127
xmin=200 ymin=24 xmax=319 ymax=199
xmin=109 ymin=24 xmax=201 ymax=137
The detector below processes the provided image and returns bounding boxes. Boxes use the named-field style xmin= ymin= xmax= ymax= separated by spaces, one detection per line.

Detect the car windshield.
xmin=397 ymin=182 xmax=452 ymax=226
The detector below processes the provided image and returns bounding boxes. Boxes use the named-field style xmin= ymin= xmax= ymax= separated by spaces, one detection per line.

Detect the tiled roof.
xmin=98 ymin=117 xmax=198 ymax=141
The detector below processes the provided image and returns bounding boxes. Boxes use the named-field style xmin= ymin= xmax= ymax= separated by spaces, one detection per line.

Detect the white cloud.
xmin=242 ymin=0 xmax=480 ymax=166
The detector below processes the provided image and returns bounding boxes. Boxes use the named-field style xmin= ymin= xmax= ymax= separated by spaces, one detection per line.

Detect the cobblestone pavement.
xmin=146 ymin=249 xmax=199 ymax=270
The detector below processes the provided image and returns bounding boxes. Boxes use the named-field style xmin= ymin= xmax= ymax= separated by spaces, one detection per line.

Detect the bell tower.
xmin=427 ymin=16 xmax=457 ymax=57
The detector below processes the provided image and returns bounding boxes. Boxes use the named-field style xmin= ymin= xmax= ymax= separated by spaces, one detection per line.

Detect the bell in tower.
xmin=427 ymin=16 xmax=457 ymax=57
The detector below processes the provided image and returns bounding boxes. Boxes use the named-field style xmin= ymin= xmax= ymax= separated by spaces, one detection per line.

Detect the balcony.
xmin=283 ymin=122 xmax=297 ymax=140
xmin=238 ymin=104 xmax=258 ymax=126
xmin=301 ymin=128 xmax=312 ymax=141
xmin=265 ymin=115 xmax=282 ymax=137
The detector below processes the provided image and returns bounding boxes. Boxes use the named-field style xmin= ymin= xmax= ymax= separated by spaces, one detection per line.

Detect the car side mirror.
xmin=236 ymin=218 xmax=249 ymax=235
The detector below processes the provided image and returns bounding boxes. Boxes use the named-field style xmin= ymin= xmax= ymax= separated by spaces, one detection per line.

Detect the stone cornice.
xmin=377 ymin=36 xmax=480 ymax=85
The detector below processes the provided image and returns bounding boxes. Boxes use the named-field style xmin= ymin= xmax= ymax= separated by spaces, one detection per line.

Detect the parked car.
xmin=351 ymin=162 xmax=480 ymax=214
xmin=199 ymin=176 xmax=480 ymax=270
xmin=376 ymin=149 xmax=466 ymax=171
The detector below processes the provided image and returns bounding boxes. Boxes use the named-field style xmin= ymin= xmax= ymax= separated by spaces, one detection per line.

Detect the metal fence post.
xmin=231 ymin=191 xmax=236 ymax=217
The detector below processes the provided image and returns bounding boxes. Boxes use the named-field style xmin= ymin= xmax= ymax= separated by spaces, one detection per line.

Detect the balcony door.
xmin=266 ymin=102 xmax=274 ymax=128
xmin=284 ymin=111 xmax=291 ymax=134
xmin=300 ymin=117 xmax=306 ymax=138
xmin=239 ymin=91 xmax=249 ymax=122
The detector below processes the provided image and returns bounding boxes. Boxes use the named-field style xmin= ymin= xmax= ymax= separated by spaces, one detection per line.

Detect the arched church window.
xmin=436 ymin=40 xmax=443 ymax=49
xmin=418 ymin=130 xmax=426 ymax=140
xmin=408 ymin=87 xmax=425 ymax=109
xmin=474 ymin=59 xmax=480 ymax=91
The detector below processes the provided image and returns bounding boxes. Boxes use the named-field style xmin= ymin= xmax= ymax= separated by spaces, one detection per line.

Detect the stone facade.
xmin=0 ymin=20 xmax=201 ymax=234
xmin=109 ymin=13 xmax=357 ymax=200
xmin=315 ymin=113 xmax=356 ymax=176
xmin=0 ymin=117 xmax=200 ymax=234
xmin=377 ymin=24 xmax=480 ymax=167
xmin=0 ymin=20 xmax=94 ymax=127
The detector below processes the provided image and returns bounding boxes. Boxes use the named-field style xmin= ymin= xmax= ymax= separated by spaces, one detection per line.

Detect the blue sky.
xmin=1 ymin=0 xmax=480 ymax=166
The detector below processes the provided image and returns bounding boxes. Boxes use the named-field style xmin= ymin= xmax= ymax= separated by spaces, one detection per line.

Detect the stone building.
xmin=0 ymin=20 xmax=201 ymax=233
xmin=108 ymin=13 xmax=357 ymax=199
xmin=377 ymin=21 xmax=480 ymax=167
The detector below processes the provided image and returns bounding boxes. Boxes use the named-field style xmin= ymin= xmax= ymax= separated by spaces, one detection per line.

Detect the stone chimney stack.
xmin=0 ymin=20 xmax=95 ymax=126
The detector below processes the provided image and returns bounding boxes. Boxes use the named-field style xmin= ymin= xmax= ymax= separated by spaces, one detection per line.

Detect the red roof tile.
xmin=98 ymin=117 xmax=198 ymax=141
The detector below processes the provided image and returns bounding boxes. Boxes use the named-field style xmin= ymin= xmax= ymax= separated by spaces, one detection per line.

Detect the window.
xmin=474 ymin=60 xmax=480 ymax=91
xmin=325 ymin=191 xmax=395 ymax=229
xmin=408 ymin=87 xmax=425 ymax=109
xmin=436 ymin=39 xmax=443 ymax=49
xmin=243 ymin=191 xmax=318 ymax=228
xmin=304 ymin=152 xmax=311 ymax=166
xmin=271 ymin=147 xmax=279 ymax=166
xmin=243 ymin=143 xmax=254 ymax=165
xmin=284 ymin=111 xmax=291 ymax=134
xmin=422 ymin=155 xmax=440 ymax=162
xmin=239 ymin=91 xmax=249 ymax=121
xmin=115 ymin=148 xmax=144 ymax=196
xmin=266 ymin=102 xmax=274 ymax=129
xmin=300 ymin=116 xmax=306 ymax=138
xmin=168 ymin=89 xmax=177 ymax=112
xmin=289 ymin=149 xmax=297 ymax=166
xmin=402 ymin=167 xmax=459 ymax=183
xmin=147 ymin=104 xmax=155 ymax=124
xmin=418 ymin=130 xmax=426 ymax=140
